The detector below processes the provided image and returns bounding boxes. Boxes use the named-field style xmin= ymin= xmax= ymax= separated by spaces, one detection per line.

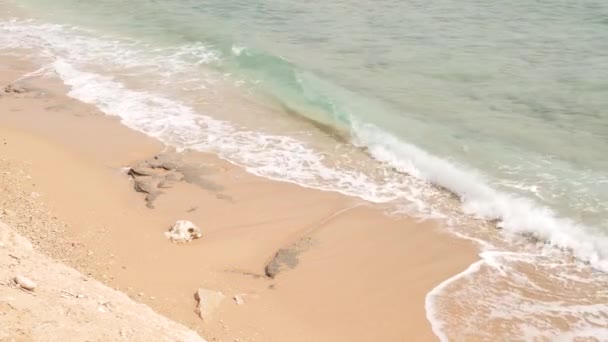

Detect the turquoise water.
xmin=10 ymin=0 xmax=608 ymax=228
xmin=2 ymin=0 xmax=608 ymax=339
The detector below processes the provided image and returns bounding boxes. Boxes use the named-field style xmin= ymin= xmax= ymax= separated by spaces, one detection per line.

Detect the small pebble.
xmin=14 ymin=275 xmax=36 ymax=291
xmin=233 ymin=295 xmax=245 ymax=305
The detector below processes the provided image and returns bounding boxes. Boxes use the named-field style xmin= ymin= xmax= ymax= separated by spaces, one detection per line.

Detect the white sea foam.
xmin=0 ymin=19 xmax=220 ymax=89
xmin=426 ymin=249 xmax=608 ymax=341
xmin=353 ymin=121 xmax=608 ymax=271
xmin=52 ymin=59 xmax=434 ymax=209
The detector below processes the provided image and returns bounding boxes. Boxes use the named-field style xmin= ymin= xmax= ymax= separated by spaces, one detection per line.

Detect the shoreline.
xmin=2 ymin=3 xmax=607 ymax=340
xmin=0 ymin=54 xmax=478 ymax=340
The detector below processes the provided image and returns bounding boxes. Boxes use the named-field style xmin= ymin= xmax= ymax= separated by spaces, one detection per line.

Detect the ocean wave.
xmin=353 ymin=122 xmax=608 ymax=271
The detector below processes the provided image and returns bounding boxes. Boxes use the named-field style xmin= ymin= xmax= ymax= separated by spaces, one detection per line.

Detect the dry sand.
xmin=0 ymin=55 xmax=478 ymax=341
xmin=0 ymin=221 xmax=206 ymax=342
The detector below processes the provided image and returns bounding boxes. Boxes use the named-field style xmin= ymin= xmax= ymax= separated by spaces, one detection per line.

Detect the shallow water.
xmin=2 ymin=0 xmax=608 ymax=339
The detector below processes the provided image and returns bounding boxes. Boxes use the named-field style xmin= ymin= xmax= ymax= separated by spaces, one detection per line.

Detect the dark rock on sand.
xmin=265 ymin=248 xmax=300 ymax=279
xmin=128 ymin=156 xmax=185 ymax=208
xmin=265 ymin=237 xmax=314 ymax=278
xmin=127 ymin=152 xmax=230 ymax=208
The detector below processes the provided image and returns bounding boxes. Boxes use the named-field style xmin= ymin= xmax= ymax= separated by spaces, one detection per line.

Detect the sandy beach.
xmin=0 ymin=55 xmax=477 ymax=341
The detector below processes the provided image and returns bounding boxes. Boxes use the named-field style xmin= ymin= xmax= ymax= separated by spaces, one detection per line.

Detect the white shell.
xmin=164 ymin=220 xmax=202 ymax=243
xmin=14 ymin=275 xmax=37 ymax=291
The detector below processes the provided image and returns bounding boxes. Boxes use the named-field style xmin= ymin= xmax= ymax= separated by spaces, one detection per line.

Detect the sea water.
xmin=1 ymin=0 xmax=607 ymax=339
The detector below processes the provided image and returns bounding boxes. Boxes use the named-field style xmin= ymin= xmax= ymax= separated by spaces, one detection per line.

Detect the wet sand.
xmin=0 ymin=55 xmax=477 ymax=341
